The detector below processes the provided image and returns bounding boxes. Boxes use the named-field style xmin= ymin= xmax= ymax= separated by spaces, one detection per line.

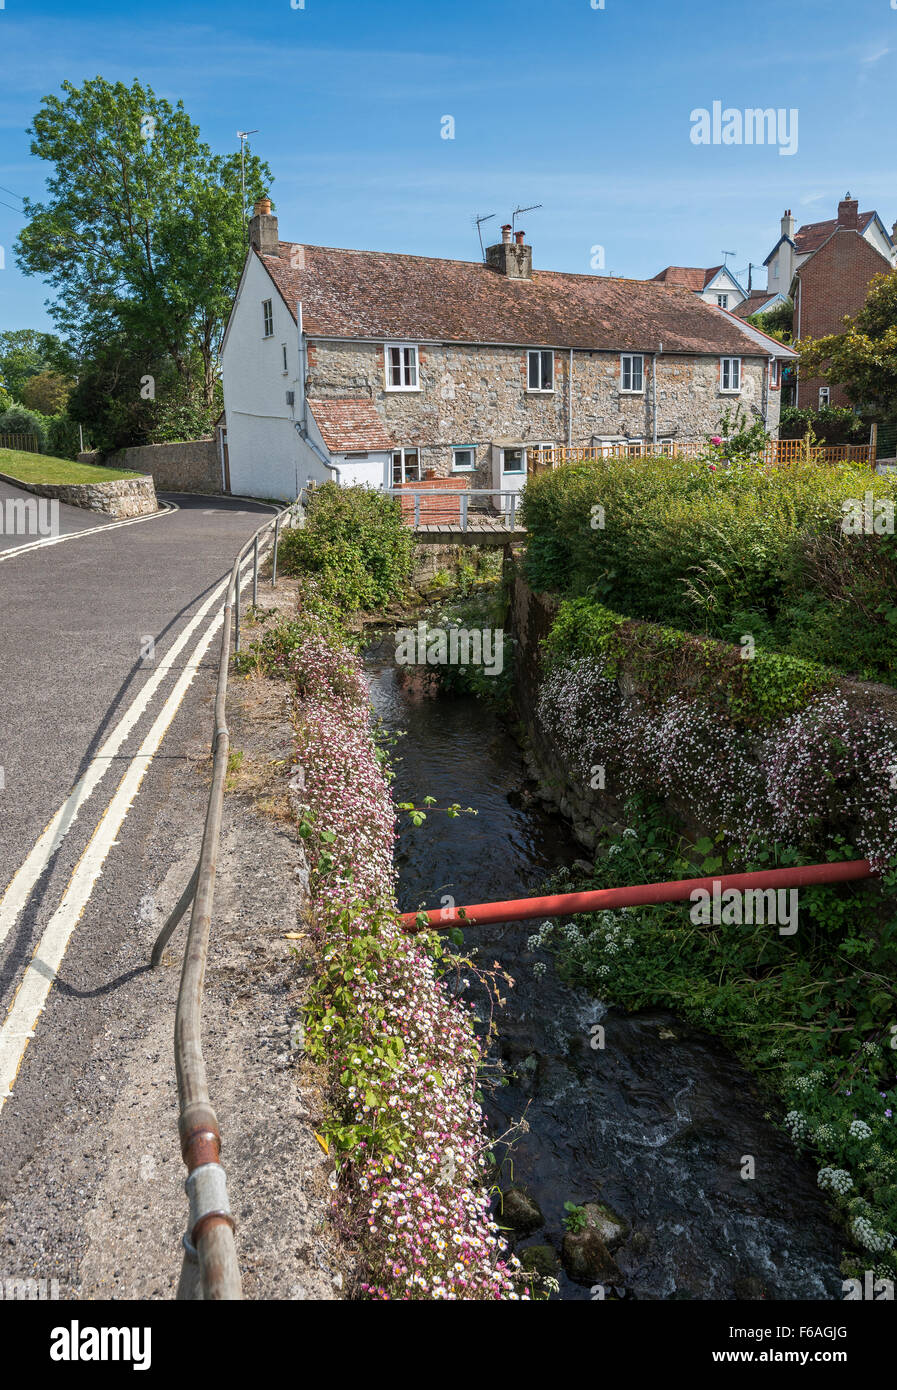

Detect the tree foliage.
xmin=16 ymin=77 xmax=271 ymax=409
xmin=798 ymin=272 xmax=897 ymax=418
xmin=0 ymin=329 xmax=73 ymax=399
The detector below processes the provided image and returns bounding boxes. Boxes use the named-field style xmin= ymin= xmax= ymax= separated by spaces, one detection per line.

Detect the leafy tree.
xmin=798 ymin=271 xmax=897 ymax=418
xmin=20 ymin=370 xmax=73 ymax=415
xmin=779 ymin=404 xmax=868 ymax=445
xmin=748 ymin=301 xmax=793 ymax=342
xmin=0 ymin=328 xmax=73 ymax=398
xmin=16 ymin=77 xmax=271 ymax=409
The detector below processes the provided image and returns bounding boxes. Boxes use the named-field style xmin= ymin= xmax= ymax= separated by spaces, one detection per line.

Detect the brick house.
xmin=763 ymin=198 xmax=896 ymax=409
xmin=220 ymin=201 xmax=795 ymax=501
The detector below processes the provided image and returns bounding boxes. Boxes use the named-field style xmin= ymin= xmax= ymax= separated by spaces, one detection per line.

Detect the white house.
xmin=650 ymin=264 xmax=749 ymax=311
xmin=220 ymin=201 xmax=795 ymax=501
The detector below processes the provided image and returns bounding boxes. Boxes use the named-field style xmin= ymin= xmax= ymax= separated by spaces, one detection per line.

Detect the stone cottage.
xmin=220 ymin=200 xmax=796 ymax=501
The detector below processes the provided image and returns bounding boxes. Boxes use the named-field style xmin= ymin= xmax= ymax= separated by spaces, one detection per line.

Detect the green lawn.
xmin=0 ymin=448 xmax=143 ymax=486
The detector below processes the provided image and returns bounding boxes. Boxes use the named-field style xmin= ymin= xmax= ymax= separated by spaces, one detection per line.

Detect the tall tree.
xmin=0 ymin=328 xmax=73 ymax=398
xmin=798 ymin=271 xmax=897 ymax=418
xmin=16 ymin=78 xmax=271 ymax=408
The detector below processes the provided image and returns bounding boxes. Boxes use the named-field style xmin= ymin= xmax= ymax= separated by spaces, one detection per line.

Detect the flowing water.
xmin=364 ymin=635 xmax=845 ymax=1301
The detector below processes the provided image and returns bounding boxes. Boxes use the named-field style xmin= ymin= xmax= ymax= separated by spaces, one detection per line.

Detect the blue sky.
xmin=1 ymin=0 xmax=896 ymax=334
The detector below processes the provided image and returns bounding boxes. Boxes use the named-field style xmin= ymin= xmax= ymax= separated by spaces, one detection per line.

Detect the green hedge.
xmin=521 ymin=456 xmax=897 ymax=683
xmin=544 ymin=596 xmax=833 ymax=727
xmin=276 ymin=483 xmax=415 ymax=615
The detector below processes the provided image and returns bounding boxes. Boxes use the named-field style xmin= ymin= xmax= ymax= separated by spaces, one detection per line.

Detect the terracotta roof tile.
xmin=261 ymin=244 xmax=766 ymax=357
xmin=794 ymin=212 xmax=875 ymax=254
xmin=652 ymin=265 xmax=723 ymax=292
xmin=309 ymin=398 xmax=395 ymax=453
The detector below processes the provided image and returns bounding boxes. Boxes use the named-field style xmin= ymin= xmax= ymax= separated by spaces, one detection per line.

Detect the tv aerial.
xmin=474 ymin=212 xmax=495 ymax=261
xmin=513 ymin=204 xmax=542 ymax=234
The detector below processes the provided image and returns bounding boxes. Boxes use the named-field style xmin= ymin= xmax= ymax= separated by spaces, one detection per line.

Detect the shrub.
xmin=521 ymin=456 xmax=897 ymax=682
xmin=0 ymin=403 xmax=50 ymax=450
xmin=780 ymin=404 xmax=869 ymax=446
xmin=277 ymin=484 xmax=415 ymax=614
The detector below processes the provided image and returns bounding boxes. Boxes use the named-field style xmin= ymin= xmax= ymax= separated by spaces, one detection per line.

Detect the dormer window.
xmin=385 ymin=344 xmax=419 ymax=391
xmin=717 ymin=293 xmax=729 ymax=308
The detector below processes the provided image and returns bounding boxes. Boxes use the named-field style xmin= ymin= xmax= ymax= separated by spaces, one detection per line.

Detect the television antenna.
xmin=721 ymin=249 xmax=736 ymax=265
xmin=513 ymin=203 xmax=542 ymax=234
xmin=237 ymin=129 xmax=260 ymax=242
xmin=474 ymin=212 xmax=495 ymax=261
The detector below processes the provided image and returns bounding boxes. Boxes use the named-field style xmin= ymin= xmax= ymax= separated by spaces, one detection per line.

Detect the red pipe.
xmin=400 ymin=858 xmax=874 ymax=932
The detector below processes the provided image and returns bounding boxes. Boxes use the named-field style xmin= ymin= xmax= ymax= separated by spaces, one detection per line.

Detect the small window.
xmin=262 ymin=299 xmax=274 ymax=338
xmin=452 ymin=447 xmax=476 ymax=472
xmin=772 ymin=259 xmax=780 ymax=280
xmin=625 ymin=439 xmax=644 ymax=457
xmin=344 ymin=452 xmax=369 ymax=460
xmin=818 ymin=386 xmax=830 ymax=408
xmin=502 ymin=447 xmax=526 ymax=474
xmin=770 ymin=359 xmax=780 ymax=389
xmin=620 ymin=354 xmax=644 ymax=393
xmin=658 ymin=438 xmax=675 ymax=457
xmin=385 ymin=344 xmax=419 ymax=391
xmin=392 ymin=448 xmax=421 ymax=484
xmin=720 ymin=357 xmax=741 ymax=393
xmin=717 ymin=294 xmax=729 ymax=308
xmin=281 ymin=343 xmax=288 ymax=373
xmin=527 ymin=350 xmax=554 ymax=392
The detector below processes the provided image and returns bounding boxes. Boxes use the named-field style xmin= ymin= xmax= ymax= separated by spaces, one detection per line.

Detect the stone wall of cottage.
xmin=306 ymin=339 xmax=776 ymax=485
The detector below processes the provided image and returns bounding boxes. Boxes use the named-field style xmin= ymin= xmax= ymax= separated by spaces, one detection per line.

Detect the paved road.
xmin=0 ymin=477 xmax=126 ymax=552
xmin=0 ymin=494 xmax=279 ymax=1252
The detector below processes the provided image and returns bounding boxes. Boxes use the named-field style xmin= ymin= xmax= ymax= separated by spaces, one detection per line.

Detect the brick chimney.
xmin=249 ymin=197 xmax=279 ymax=256
xmin=486 ymin=224 xmax=533 ymax=280
xmin=837 ymin=193 xmax=859 ymax=231
xmin=781 ymin=208 xmax=795 ymax=239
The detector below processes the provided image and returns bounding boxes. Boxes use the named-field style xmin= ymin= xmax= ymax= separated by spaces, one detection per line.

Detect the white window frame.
xmin=818 ymin=386 xmax=831 ymax=408
xmin=720 ymin=357 xmax=742 ymax=393
xmin=452 ymin=446 xmax=477 ymax=473
xmin=385 ymin=343 xmax=420 ymax=392
xmin=391 ymin=448 xmax=421 ymax=484
xmin=620 ymin=354 xmax=644 ymax=394
xmin=769 ymin=359 xmax=780 ymax=389
xmin=657 ymin=438 xmax=675 ymax=457
xmin=501 ymin=446 xmax=526 ymax=475
xmin=716 ymin=293 xmax=729 ymax=308
xmin=526 ymin=349 xmax=554 ymax=393
xmin=262 ymin=299 xmax=274 ymax=338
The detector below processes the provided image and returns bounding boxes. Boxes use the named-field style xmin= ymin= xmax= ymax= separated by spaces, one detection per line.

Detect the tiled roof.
xmin=651 ymin=265 xmax=721 ymax=291
xmin=309 ymin=398 xmax=395 ymax=453
xmin=260 ymin=244 xmax=767 ymax=356
xmin=731 ymin=290 xmax=779 ymax=320
xmin=794 ymin=213 xmax=875 ymax=254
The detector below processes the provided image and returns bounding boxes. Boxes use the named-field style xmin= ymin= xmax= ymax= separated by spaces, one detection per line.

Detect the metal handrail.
xmin=386 ymin=487 xmax=523 ymax=531
xmin=151 ymin=496 xmax=302 ymax=1300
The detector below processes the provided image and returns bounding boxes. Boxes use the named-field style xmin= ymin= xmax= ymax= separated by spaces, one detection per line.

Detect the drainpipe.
xmin=295 ymin=299 xmax=341 ymax=486
xmin=567 ymin=347 xmax=574 ymax=448
xmin=653 ymin=342 xmax=662 ymax=449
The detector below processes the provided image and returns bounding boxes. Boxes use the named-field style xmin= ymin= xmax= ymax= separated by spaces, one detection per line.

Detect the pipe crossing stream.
xmin=364 ymin=633 xmax=845 ymax=1301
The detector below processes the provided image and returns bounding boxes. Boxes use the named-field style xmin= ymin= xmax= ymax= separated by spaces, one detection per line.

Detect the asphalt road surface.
xmin=0 ymin=492 xmax=285 ymax=1287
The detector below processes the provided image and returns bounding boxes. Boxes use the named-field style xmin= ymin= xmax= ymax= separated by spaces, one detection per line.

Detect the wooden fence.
xmin=531 ymin=439 xmax=876 ymax=469
xmin=0 ymin=434 xmax=40 ymax=454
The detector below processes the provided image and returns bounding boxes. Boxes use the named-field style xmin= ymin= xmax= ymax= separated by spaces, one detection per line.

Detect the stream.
xmin=364 ymin=634 xmax=846 ymax=1301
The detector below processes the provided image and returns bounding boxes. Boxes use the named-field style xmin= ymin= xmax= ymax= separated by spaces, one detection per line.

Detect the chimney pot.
xmin=837 ymin=194 xmax=859 ymax=231
xmin=486 ymin=230 xmax=533 ymax=280
xmin=501 ymin=224 xmax=512 ymax=244
xmin=249 ymin=197 xmax=279 ymax=256
xmin=514 ymin=230 xmax=525 ymax=245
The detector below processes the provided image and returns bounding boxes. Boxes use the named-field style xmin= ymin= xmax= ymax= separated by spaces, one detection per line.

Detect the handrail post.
xmin=234 ymin=571 xmax=241 ymax=653
xmin=272 ymin=517 xmax=281 ymax=587
xmin=460 ymin=492 xmax=468 ymax=532
xmin=252 ymin=536 xmax=259 ymax=608
xmin=414 ymin=493 xmax=420 ymax=528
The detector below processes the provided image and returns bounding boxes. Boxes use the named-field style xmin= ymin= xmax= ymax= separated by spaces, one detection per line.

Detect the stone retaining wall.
xmin=78 ymin=438 xmax=221 ymax=494
xmin=0 ymin=471 xmax=158 ymax=518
